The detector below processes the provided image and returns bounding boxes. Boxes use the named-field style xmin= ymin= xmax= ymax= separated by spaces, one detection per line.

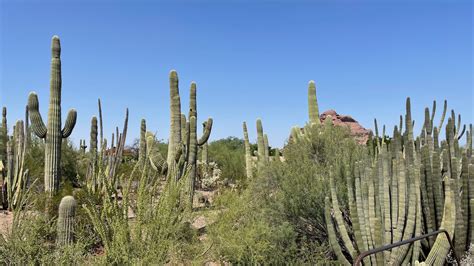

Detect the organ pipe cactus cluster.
xmin=325 ymin=97 xmax=473 ymax=265
xmin=28 ymin=36 xmax=77 ymax=195
xmin=57 ymin=195 xmax=77 ymax=246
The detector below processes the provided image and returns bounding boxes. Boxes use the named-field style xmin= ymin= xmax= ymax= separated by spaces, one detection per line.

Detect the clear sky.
xmin=1 ymin=0 xmax=472 ymax=148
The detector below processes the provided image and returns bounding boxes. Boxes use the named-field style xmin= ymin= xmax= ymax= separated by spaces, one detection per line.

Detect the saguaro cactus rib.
xmin=28 ymin=36 xmax=77 ymax=194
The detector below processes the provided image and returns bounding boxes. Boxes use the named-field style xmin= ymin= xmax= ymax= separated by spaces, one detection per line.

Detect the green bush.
xmin=208 ymin=123 xmax=363 ymax=263
xmin=207 ymin=137 xmax=246 ymax=183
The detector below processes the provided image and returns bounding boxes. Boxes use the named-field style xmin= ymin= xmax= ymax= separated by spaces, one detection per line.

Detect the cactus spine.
xmin=28 ymin=36 xmax=77 ymax=195
xmin=57 ymin=195 xmax=76 ymax=246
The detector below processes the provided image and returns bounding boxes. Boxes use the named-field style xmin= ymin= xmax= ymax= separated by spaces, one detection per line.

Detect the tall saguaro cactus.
xmin=167 ymin=70 xmax=182 ymax=168
xmin=28 ymin=36 xmax=77 ymax=195
xmin=308 ymin=80 xmax=320 ymax=125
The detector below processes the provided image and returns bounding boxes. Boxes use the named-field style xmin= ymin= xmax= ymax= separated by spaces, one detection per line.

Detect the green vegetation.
xmin=0 ymin=35 xmax=472 ymax=265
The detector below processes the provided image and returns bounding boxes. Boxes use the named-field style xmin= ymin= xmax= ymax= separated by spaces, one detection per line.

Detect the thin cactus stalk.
xmin=325 ymin=196 xmax=351 ymax=265
xmin=256 ymin=119 xmax=266 ymax=171
xmin=329 ymin=170 xmax=357 ymax=258
xmin=201 ymin=122 xmax=209 ymax=171
xmin=57 ymin=195 xmax=76 ymax=246
xmin=24 ymin=105 xmax=30 ymax=150
xmin=28 ymin=36 xmax=77 ymax=195
xmin=139 ymin=119 xmax=147 ymax=163
xmin=0 ymin=107 xmax=7 ymax=164
xmin=263 ymin=134 xmax=270 ymax=162
xmin=308 ymin=80 xmax=320 ymax=125
xmin=5 ymin=120 xmax=28 ymax=211
xmin=243 ymin=122 xmax=253 ymax=178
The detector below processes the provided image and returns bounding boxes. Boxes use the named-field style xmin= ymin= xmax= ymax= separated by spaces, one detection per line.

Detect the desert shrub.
xmin=208 ymin=176 xmax=298 ymax=264
xmin=208 ymin=123 xmax=363 ymax=263
xmin=277 ymin=123 xmax=362 ymax=246
xmin=207 ymin=137 xmax=246 ymax=183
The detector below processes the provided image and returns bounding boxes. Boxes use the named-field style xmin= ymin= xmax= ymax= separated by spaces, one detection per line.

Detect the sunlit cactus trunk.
xmin=28 ymin=36 xmax=77 ymax=195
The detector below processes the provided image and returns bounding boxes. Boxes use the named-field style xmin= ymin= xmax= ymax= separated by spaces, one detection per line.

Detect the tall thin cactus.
xmin=308 ymin=80 xmax=320 ymax=125
xmin=0 ymin=107 xmax=7 ymax=164
xmin=28 ymin=36 xmax=77 ymax=195
xmin=243 ymin=122 xmax=253 ymax=178
xmin=139 ymin=119 xmax=147 ymax=164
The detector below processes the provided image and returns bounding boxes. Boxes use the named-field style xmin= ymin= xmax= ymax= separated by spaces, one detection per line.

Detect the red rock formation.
xmin=320 ymin=110 xmax=372 ymax=144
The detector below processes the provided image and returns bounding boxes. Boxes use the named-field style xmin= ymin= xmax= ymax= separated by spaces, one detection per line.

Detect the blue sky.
xmin=1 ymin=0 xmax=472 ymax=147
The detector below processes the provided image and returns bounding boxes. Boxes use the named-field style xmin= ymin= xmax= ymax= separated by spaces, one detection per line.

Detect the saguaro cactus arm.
xmin=197 ymin=118 xmax=213 ymax=146
xmin=61 ymin=109 xmax=77 ymax=138
xmin=27 ymin=93 xmax=47 ymax=138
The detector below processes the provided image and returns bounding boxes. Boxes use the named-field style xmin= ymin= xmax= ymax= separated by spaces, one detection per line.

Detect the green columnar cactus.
xmin=186 ymin=82 xmax=213 ymax=203
xmin=325 ymin=97 xmax=471 ymax=265
xmin=5 ymin=120 xmax=29 ymax=211
xmin=28 ymin=36 xmax=77 ymax=195
xmin=57 ymin=195 xmax=76 ymax=246
xmin=167 ymin=70 xmax=182 ymax=168
xmin=0 ymin=107 xmax=7 ymax=163
xmin=90 ymin=116 xmax=98 ymax=154
xmin=329 ymin=171 xmax=357 ymax=257
xmin=201 ymin=122 xmax=209 ymax=168
xmin=24 ymin=105 xmax=30 ymax=150
xmin=263 ymin=134 xmax=270 ymax=162
xmin=307 ymin=80 xmax=320 ymax=125
xmin=325 ymin=196 xmax=351 ymax=265
xmin=79 ymin=139 xmax=87 ymax=154
xmin=425 ymin=178 xmax=456 ymax=265
xmin=243 ymin=122 xmax=253 ymax=178
xmin=139 ymin=119 xmax=147 ymax=163
xmin=256 ymin=119 xmax=265 ymax=170
xmin=146 ymin=132 xmax=167 ymax=174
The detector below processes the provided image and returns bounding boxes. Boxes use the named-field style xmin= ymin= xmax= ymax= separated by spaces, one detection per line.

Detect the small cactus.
xmin=57 ymin=195 xmax=77 ymax=246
